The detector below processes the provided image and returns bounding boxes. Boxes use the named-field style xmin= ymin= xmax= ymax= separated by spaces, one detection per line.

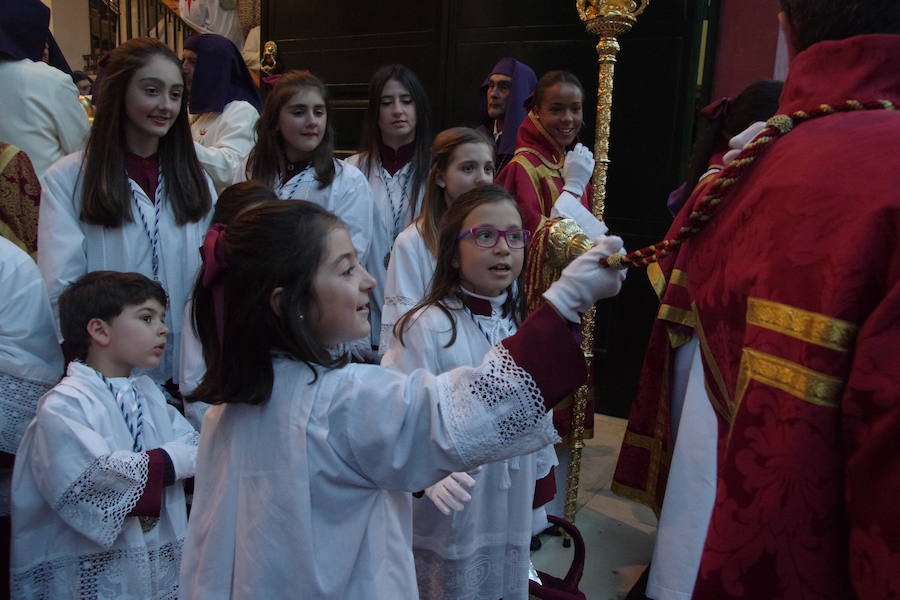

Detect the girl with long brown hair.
xmin=378 ymin=127 xmax=494 ymax=353
xmin=382 ymin=185 xmax=553 ymax=599
xmin=239 ymin=70 xmax=374 ymax=276
xmin=346 ymin=64 xmax=432 ymax=348
xmin=38 ymin=37 xmax=214 ymax=386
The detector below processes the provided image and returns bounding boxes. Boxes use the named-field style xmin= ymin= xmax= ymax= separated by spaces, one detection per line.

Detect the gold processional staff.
xmin=559 ymin=0 xmax=650 ymax=539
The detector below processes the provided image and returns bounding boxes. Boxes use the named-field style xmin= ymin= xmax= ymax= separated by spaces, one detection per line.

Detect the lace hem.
xmin=440 ymin=344 xmax=559 ymax=469
xmin=55 ymin=452 xmax=150 ymax=549
xmin=0 ymin=373 xmax=54 ymax=454
xmin=12 ymin=538 xmax=182 ymax=600
xmin=414 ymin=542 xmax=531 ymax=600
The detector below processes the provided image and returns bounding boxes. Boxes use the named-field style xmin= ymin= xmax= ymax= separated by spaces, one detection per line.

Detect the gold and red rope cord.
xmin=601 ymin=99 xmax=896 ymax=270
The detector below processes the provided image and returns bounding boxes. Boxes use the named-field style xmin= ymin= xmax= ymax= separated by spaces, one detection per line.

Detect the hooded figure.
xmin=0 ymin=0 xmax=49 ymax=61
xmin=478 ymin=58 xmax=536 ymax=172
xmin=183 ymin=33 xmax=261 ymax=115
xmin=182 ymin=34 xmax=261 ymax=192
xmin=0 ymin=0 xmax=89 ymax=175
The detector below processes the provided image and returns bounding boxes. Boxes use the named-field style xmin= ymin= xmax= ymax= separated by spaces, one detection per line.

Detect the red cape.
xmin=615 ymin=33 xmax=900 ymax=599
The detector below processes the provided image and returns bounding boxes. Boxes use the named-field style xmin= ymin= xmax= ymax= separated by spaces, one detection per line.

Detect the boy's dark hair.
xmin=188 ymin=200 xmax=346 ymax=406
xmin=59 ymin=271 xmax=168 ymax=360
xmin=779 ymin=0 xmax=900 ymax=52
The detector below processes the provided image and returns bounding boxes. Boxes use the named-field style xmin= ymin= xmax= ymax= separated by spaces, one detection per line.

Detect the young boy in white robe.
xmin=10 ymin=271 xmax=198 ymax=599
xmin=380 ymin=127 xmax=495 ymax=354
xmin=382 ymin=185 xmax=554 ymax=599
xmin=178 ymin=199 xmax=626 ymax=599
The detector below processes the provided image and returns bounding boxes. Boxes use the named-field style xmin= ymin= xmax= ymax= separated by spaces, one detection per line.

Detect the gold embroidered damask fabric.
xmin=0 ymin=143 xmax=41 ymax=257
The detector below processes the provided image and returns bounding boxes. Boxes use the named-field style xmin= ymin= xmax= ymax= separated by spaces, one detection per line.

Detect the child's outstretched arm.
xmin=334 ymin=302 xmax=581 ymax=493
xmin=331 ymin=236 xmax=625 ymax=492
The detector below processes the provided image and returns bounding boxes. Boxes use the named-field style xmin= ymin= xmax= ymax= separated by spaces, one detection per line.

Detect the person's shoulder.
xmin=410 ymin=301 xmax=457 ymax=333
xmin=36 ymin=371 xmax=100 ymax=415
xmin=10 ymin=59 xmax=67 ymax=81
xmin=343 ymin=152 xmax=363 ymax=168
xmin=0 ymin=236 xmax=34 ymax=272
xmin=222 ymin=99 xmax=259 ymax=118
xmin=394 ymin=220 xmax=424 ymax=246
xmin=334 ymin=157 xmax=366 ymax=181
xmin=43 ymin=151 xmax=85 ymax=183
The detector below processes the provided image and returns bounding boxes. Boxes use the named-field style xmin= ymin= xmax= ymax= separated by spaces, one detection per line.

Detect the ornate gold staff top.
xmin=558 ymin=0 xmax=649 ymax=538
xmin=576 ymin=0 xmax=649 ymax=221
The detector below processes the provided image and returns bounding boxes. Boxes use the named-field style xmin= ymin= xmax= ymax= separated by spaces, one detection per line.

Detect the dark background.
xmin=262 ymin=0 xmax=719 ymax=417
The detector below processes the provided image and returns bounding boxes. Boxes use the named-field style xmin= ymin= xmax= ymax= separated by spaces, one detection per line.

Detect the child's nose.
xmin=161 ymin=95 xmax=178 ymax=114
xmin=359 ymin=266 xmax=376 ymax=291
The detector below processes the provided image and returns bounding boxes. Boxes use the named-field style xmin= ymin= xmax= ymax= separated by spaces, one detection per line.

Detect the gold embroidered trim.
xmin=736 ymin=348 xmax=843 ymax=408
xmin=670 ymin=269 xmax=688 ymax=288
xmin=509 ymin=155 xmax=561 ymax=217
xmin=746 ymin=297 xmax=858 ymax=352
xmin=0 ymin=143 xmax=21 ymax=172
xmin=647 ymin=262 xmax=666 ymax=298
xmin=658 ymin=304 xmax=696 ymax=328
xmin=693 ymin=304 xmax=733 ymax=421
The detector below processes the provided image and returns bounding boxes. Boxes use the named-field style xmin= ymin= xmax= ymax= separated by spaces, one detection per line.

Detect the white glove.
xmin=424 ymin=471 xmax=477 ymax=515
xmin=561 ymin=143 xmax=595 ymax=196
xmin=722 ymin=121 xmax=767 ymax=165
xmin=543 ymin=235 xmax=626 ymax=322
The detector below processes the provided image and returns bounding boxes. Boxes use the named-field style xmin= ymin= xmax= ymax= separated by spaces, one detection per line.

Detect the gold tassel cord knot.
xmin=766 ymin=114 xmax=794 ymax=135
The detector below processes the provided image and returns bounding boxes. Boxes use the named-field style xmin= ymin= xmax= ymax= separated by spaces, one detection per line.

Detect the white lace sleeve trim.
xmin=12 ymin=538 xmax=183 ymax=600
xmin=439 ymin=343 xmax=560 ymax=468
xmin=55 ymin=451 xmax=150 ymax=549
xmin=0 ymin=373 xmax=54 ymax=454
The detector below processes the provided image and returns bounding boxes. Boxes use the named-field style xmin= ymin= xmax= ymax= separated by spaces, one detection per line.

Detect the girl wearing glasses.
xmin=382 ymin=184 xmax=555 ymax=600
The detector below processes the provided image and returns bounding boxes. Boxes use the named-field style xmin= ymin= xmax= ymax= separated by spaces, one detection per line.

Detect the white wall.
xmin=44 ymin=0 xmax=92 ymax=72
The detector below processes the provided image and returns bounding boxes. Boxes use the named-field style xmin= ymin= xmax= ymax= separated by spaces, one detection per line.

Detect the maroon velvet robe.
xmin=615 ymin=34 xmax=900 ymax=598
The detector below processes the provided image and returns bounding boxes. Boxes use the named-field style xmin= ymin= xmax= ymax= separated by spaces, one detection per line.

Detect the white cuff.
xmin=550 ymin=191 xmax=609 ymax=238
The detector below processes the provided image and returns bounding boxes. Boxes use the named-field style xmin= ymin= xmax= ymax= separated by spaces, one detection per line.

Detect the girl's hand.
xmin=562 ymin=143 xmax=595 ymax=196
xmin=424 ymin=471 xmax=478 ymax=515
xmin=543 ymin=236 xmax=626 ymax=322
